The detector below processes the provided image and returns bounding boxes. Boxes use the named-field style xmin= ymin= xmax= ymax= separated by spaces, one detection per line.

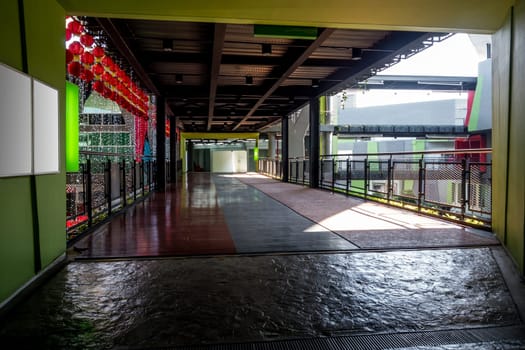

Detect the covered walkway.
xmin=77 ymin=173 xmax=497 ymax=259
xmin=1 ymin=173 xmax=524 ymax=349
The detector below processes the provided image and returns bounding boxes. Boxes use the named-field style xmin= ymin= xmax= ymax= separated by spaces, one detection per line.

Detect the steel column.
xmin=309 ymin=97 xmax=320 ymax=188
xmin=281 ymin=116 xmax=289 ymax=182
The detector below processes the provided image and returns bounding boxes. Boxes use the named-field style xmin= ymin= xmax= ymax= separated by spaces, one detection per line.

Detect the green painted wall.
xmin=412 ymin=139 xmax=426 ymax=153
xmin=0 ymin=179 xmax=36 ymax=303
xmin=492 ymin=3 xmax=525 ymax=275
xmin=505 ymin=1 xmax=525 ymax=275
xmin=25 ymin=0 xmax=67 ymax=268
xmin=0 ymin=0 xmax=66 ymax=303
xmin=367 ymin=141 xmax=379 ymax=171
xmin=468 ymin=76 xmax=483 ymax=132
xmin=492 ymin=9 xmax=512 ymax=247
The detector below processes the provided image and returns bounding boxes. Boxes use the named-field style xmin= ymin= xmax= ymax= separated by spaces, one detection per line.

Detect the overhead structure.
xmin=86 ymin=18 xmax=452 ymax=132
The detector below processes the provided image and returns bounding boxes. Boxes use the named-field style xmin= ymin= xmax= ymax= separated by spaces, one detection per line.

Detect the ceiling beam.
xmin=257 ymin=117 xmax=283 ymax=131
xmin=233 ymin=28 xmax=335 ymax=131
xmin=208 ymin=24 xmax=227 ymax=131
xmin=321 ymin=32 xmax=442 ymax=97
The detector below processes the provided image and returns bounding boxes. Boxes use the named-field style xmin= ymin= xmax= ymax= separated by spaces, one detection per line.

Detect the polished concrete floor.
xmin=0 ymin=173 xmax=523 ymax=350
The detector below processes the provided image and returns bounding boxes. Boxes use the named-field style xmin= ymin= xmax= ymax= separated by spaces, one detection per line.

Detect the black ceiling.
xmin=89 ymin=18 xmax=451 ymax=132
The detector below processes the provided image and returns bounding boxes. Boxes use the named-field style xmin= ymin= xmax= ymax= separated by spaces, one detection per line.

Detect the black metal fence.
xmin=259 ymin=149 xmax=492 ymax=228
xmin=66 ymin=153 xmax=158 ymax=242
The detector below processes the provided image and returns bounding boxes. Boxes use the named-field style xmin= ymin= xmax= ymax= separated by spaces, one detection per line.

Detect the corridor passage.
xmin=0 ymin=173 xmax=524 ymax=349
xmin=77 ymin=173 xmax=497 ymax=259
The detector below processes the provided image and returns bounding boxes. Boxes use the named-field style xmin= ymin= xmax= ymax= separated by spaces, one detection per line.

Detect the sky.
xmin=343 ymin=33 xmax=492 ymax=108
xmin=378 ymin=33 xmax=488 ymax=77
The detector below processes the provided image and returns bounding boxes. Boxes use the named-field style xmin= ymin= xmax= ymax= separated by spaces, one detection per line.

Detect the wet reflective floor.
xmin=0 ymin=173 xmax=522 ymax=349
xmin=0 ymin=249 xmax=522 ymax=349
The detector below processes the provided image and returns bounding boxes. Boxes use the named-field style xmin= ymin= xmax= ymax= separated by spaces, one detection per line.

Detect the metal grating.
xmin=118 ymin=325 xmax=525 ymax=350
xmin=367 ymin=160 xmax=389 ymax=197
xmin=392 ymin=160 xmax=420 ymax=200
xmin=469 ymin=163 xmax=492 ymax=215
xmin=424 ymin=161 xmax=462 ymax=207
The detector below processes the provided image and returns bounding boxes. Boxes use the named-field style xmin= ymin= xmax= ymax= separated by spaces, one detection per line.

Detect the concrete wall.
xmin=0 ymin=0 xmax=66 ymax=304
xmin=288 ymin=107 xmax=309 ymax=158
xmin=337 ymin=99 xmax=464 ymax=126
xmin=492 ymin=2 xmax=525 ymax=275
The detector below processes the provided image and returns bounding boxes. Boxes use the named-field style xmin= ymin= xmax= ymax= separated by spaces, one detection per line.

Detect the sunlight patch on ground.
xmin=219 ymin=172 xmax=266 ymax=178
xmin=302 ymin=224 xmax=331 ymax=233
xmin=305 ymin=204 xmax=461 ymax=232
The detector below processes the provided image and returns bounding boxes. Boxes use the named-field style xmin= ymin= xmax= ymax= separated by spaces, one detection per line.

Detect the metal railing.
xmin=66 ymin=152 xmax=158 ymax=242
xmin=259 ymin=149 xmax=492 ymax=228
xmin=258 ymin=158 xmax=284 ymax=180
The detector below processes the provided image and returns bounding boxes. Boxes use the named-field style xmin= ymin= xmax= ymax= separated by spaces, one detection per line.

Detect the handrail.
xmin=80 ymin=150 xmax=135 ymax=157
xmin=261 ymin=148 xmax=492 ymax=162
xmin=321 ymin=148 xmax=492 ymax=158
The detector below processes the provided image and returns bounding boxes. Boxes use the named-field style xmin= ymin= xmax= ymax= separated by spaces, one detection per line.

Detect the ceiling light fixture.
xmin=351 ymin=47 xmax=362 ymax=60
xmin=162 ymin=39 xmax=173 ymax=52
xmin=261 ymin=43 xmax=272 ymax=55
xmin=311 ymin=79 xmax=320 ymax=88
xmin=175 ymin=73 xmax=183 ymax=84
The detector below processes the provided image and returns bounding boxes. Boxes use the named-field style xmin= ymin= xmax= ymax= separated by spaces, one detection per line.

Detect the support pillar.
xmin=187 ymin=140 xmax=194 ymax=172
xmin=281 ymin=116 xmax=289 ymax=182
xmin=169 ymin=115 xmax=177 ymax=184
xmin=268 ymin=133 xmax=276 ymax=158
xmin=309 ymin=97 xmax=320 ymax=188
xmin=156 ymin=96 xmax=166 ymax=191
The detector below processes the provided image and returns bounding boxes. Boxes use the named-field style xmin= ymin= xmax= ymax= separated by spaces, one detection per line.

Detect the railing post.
xmin=331 ymin=157 xmax=336 ymax=193
xmin=121 ymin=159 xmax=126 ymax=209
xmin=106 ymin=159 xmax=112 ymax=216
xmin=387 ymin=155 xmax=393 ymax=202
xmin=85 ymin=159 xmax=93 ymax=228
xmin=418 ymin=156 xmax=424 ymax=213
xmin=345 ymin=157 xmax=350 ymax=196
xmin=132 ymin=160 xmax=137 ymax=202
xmin=364 ymin=157 xmax=369 ymax=199
xmin=140 ymin=161 xmax=145 ymax=197
xmin=152 ymin=160 xmax=157 ymax=190
xmin=295 ymin=159 xmax=299 ymax=183
xmin=320 ymin=158 xmax=324 ymax=188
xmin=461 ymin=157 xmax=468 ymax=220
xmin=303 ymin=160 xmax=306 ymax=186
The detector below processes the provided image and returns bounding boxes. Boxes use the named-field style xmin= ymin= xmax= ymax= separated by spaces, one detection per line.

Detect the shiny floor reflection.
xmin=78 ymin=173 xmax=356 ymax=259
xmin=0 ymin=248 xmax=520 ymax=349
